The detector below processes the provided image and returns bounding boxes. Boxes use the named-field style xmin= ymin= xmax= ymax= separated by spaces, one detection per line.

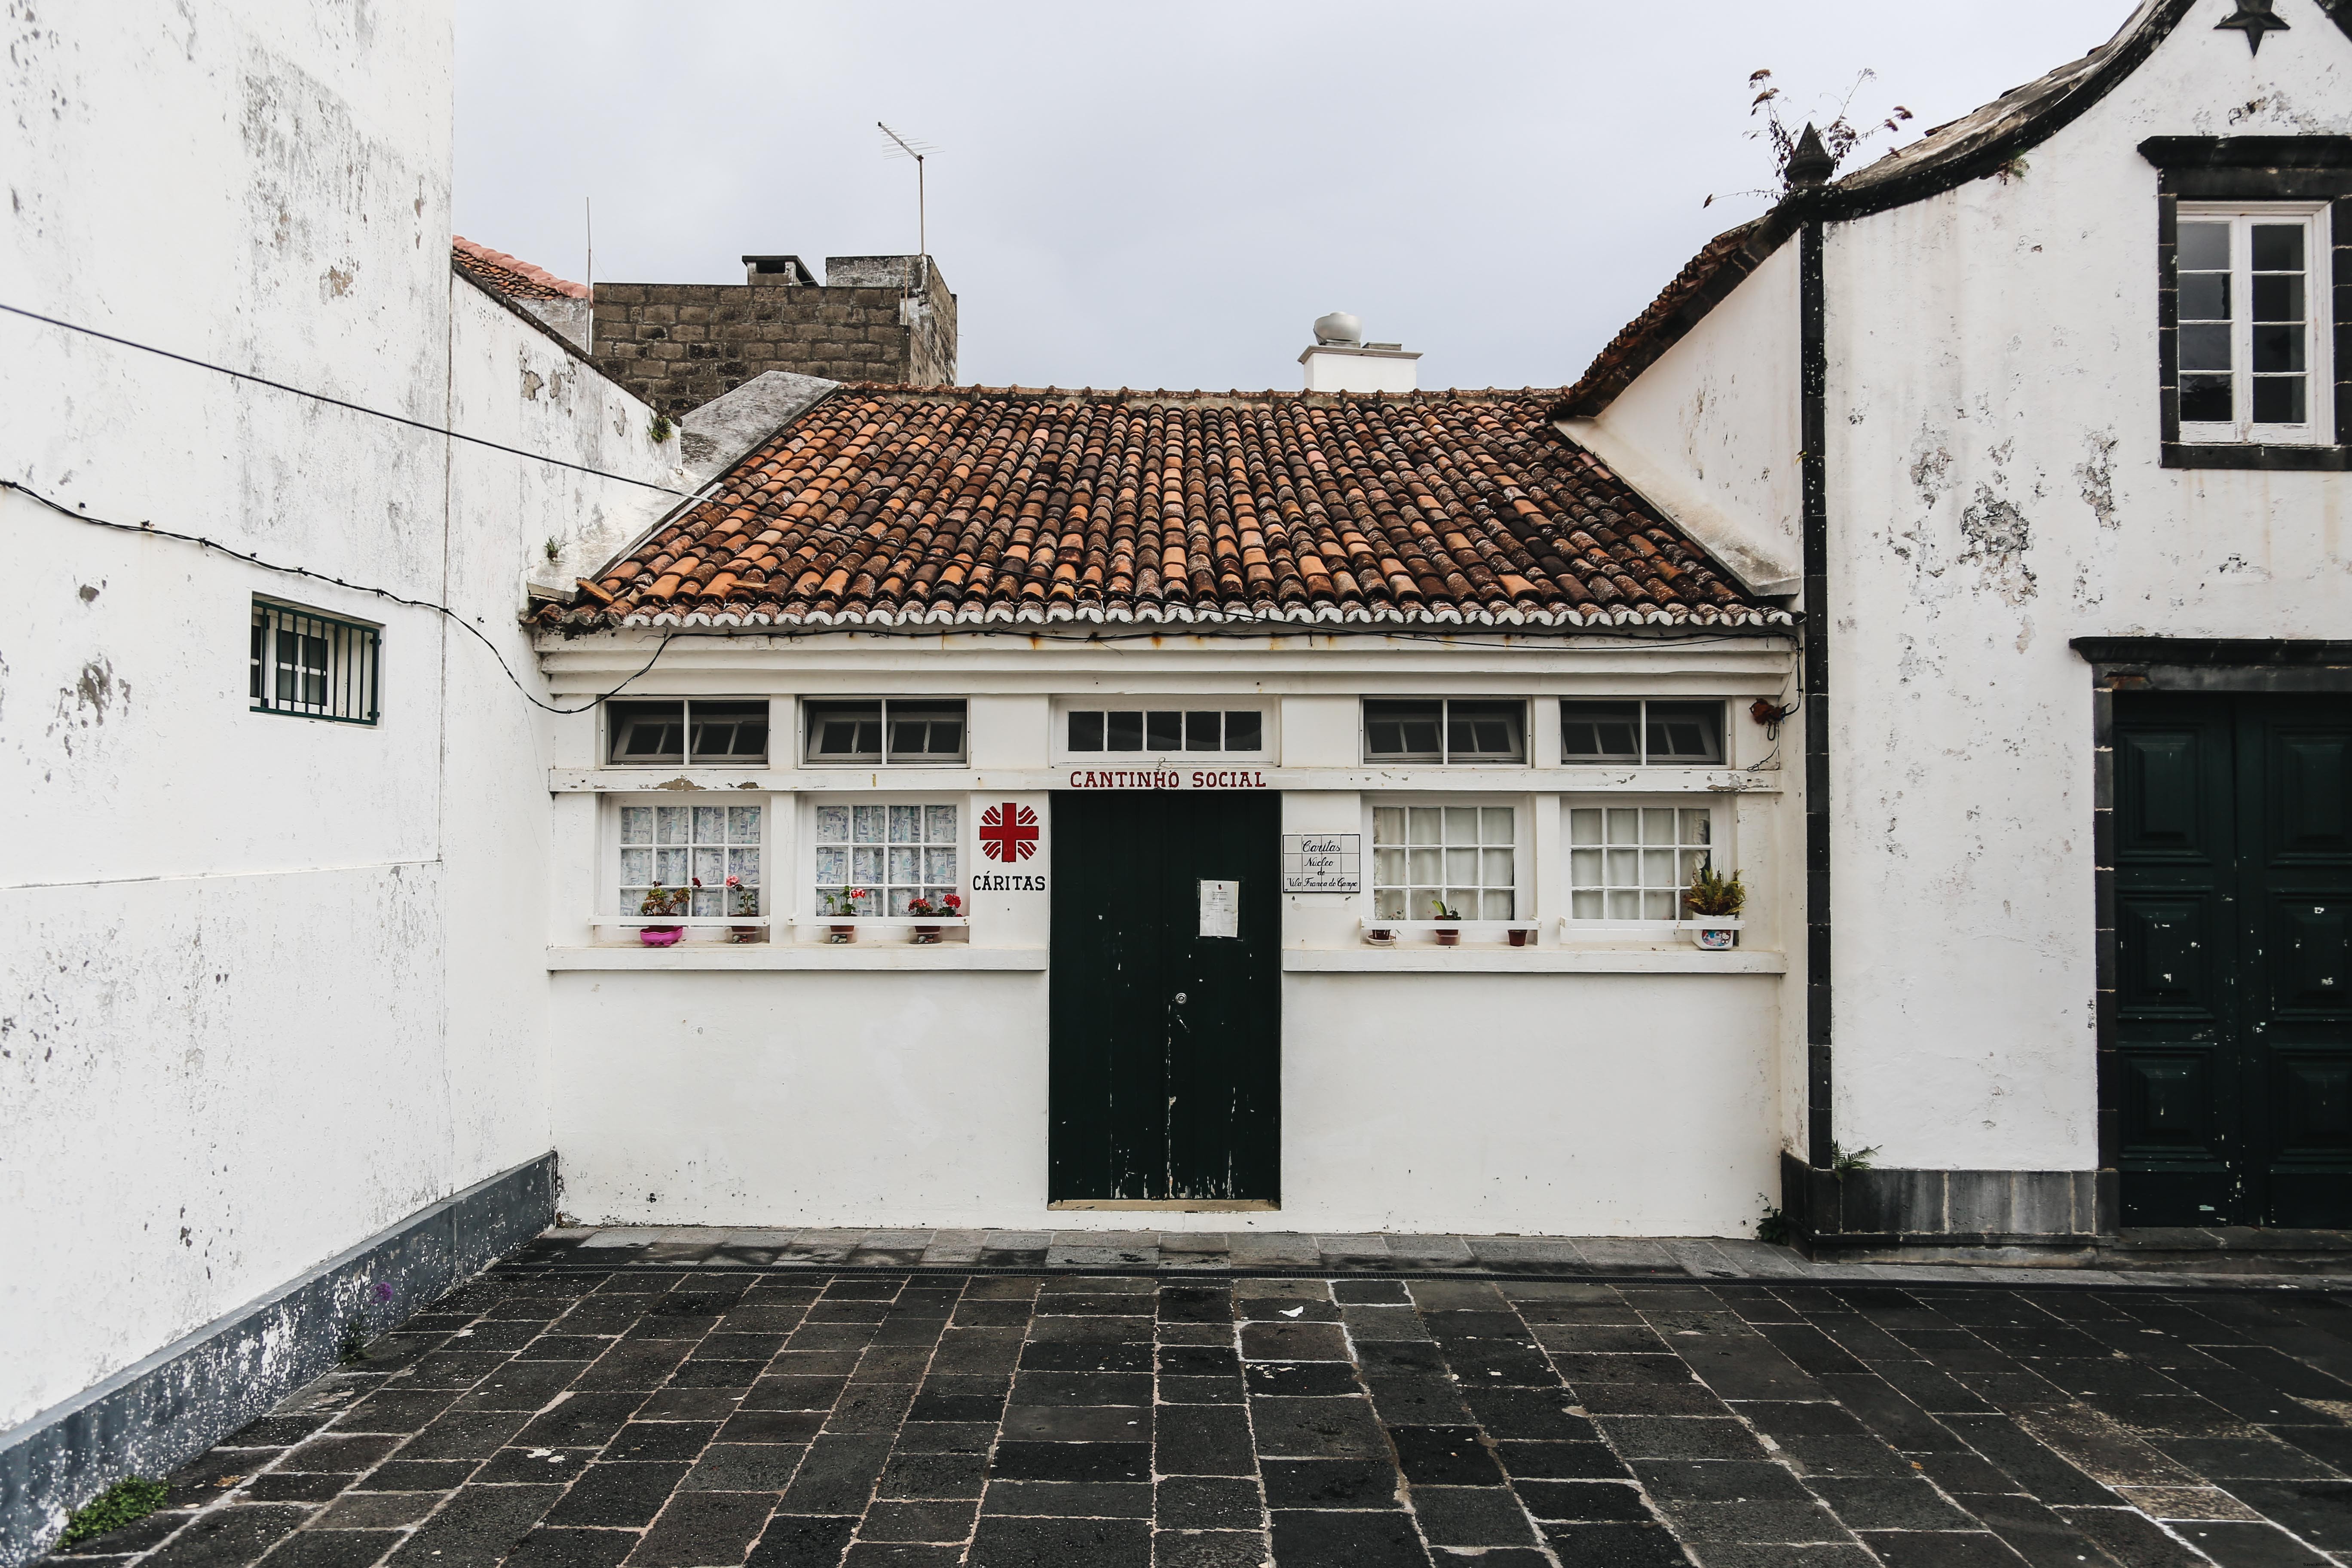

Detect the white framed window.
xmin=2176 ymin=205 xmax=2333 ymax=445
xmin=1363 ymin=699 xmax=1526 ymax=765
xmin=250 ymin=598 xmax=380 ymax=725
xmin=1371 ymin=802 xmax=1519 ymax=920
xmin=812 ymin=800 xmax=961 ymax=915
xmin=1568 ymin=803 xmax=1714 ymax=922
xmin=1064 ymin=705 xmax=1268 ymax=756
xmin=803 ymin=699 xmax=966 ymax=765
xmin=605 ymin=699 xmax=770 ymax=765
xmin=1560 ymin=700 xmax=1725 ymax=765
xmin=619 ymin=800 xmax=766 ymax=916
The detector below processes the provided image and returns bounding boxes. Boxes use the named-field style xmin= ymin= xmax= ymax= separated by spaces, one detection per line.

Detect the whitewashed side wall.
xmin=1824 ymin=3 xmax=2352 ymax=1172
xmin=1577 ymin=240 xmax=1804 ymax=591
xmin=0 ymin=0 xmax=673 ymax=1430
xmin=439 ymin=279 xmax=678 ymax=1188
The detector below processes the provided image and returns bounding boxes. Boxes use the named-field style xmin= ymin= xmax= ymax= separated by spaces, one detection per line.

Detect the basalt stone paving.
xmin=45 ymin=1265 xmax=2352 ymax=1568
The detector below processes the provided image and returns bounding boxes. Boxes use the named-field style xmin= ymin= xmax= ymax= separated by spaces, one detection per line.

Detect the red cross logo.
xmin=979 ymin=802 xmax=1039 ymax=863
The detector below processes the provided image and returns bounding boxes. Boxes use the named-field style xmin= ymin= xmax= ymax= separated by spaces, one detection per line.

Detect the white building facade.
xmin=1563 ymin=0 xmax=2352 ymax=1252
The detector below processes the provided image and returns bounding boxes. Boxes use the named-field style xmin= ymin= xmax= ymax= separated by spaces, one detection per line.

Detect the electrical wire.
xmin=2 ymin=478 xmax=673 ymax=715
xmin=0 ymin=300 xmax=689 ymax=498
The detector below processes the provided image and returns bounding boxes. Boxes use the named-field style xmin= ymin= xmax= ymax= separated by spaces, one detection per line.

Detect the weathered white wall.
xmin=1823 ymin=1 xmax=2352 ymax=1171
xmin=0 ymin=1 xmax=672 ymax=1430
xmin=1577 ymin=239 xmax=1804 ymax=592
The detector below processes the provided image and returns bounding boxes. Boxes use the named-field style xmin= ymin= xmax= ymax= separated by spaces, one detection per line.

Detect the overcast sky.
xmin=455 ymin=1 xmax=2128 ymax=393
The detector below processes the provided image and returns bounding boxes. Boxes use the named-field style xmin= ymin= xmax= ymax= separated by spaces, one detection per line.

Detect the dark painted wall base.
xmin=0 ymin=1152 xmax=557 ymax=1567
xmin=1781 ymin=1151 xmax=2101 ymax=1262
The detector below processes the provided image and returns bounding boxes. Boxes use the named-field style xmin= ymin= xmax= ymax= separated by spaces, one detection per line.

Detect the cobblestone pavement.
xmin=47 ymin=1261 xmax=2352 ymax=1568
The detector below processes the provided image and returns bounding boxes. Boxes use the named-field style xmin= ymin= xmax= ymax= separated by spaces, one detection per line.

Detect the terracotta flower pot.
xmin=730 ymin=925 xmax=765 ymax=944
xmin=1435 ymin=925 xmax=1460 ymax=947
xmin=639 ymin=927 xmax=683 ymax=948
xmin=828 ymin=924 xmax=857 ymax=944
xmin=1365 ymin=928 xmax=1394 ymax=946
xmin=912 ymin=925 xmax=941 ymax=944
xmin=1507 ymin=928 xmax=1531 ymax=947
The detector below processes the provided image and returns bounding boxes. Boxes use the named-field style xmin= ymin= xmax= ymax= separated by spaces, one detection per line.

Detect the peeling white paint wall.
xmin=0 ymin=1 xmax=673 ymax=1430
xmin=1823 ymin=5 xmax=2352 ymax=1171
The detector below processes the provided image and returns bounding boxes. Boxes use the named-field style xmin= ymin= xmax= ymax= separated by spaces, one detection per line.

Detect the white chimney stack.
xmin=1300 ymin=311 xmax=1420 ymax=393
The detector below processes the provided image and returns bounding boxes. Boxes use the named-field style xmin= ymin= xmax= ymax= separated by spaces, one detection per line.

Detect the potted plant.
xmin=904 ymin=890 xmax=962 ymax=944
xmin=1507 ymin=924 xmax=1533 ymax=948
xmin=1682 ymin=864 xmax=1746 ymax=949
xmin=1364 ymin=922 xmax=1396 ymax=947
xmin=821 ymin=887 xmax=866 ymax=943
xmin=1430 ymin=897 xmax=1463 ymax=946
xmin=637 ymin=882 xmax=689 ymax=946
xmin=726 ymin=874 xmax=763 ymax=943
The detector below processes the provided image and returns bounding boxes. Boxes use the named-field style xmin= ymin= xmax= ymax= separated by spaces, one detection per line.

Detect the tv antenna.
xmin=876 ymin=121 xmax=937 ymax=294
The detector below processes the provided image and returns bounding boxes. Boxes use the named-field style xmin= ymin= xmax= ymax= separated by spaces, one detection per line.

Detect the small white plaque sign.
xmin=1282 ymin=833 xmax=1361 ymax=894
xmin=1198 ymin=879 xmax=1239 ymax=938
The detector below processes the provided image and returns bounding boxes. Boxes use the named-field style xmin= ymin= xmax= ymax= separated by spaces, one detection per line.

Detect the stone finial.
xmin=1785 ymin=123 xmax=1835 ymax=189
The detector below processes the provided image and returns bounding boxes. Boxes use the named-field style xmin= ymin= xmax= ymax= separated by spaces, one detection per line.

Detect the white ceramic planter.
xmin=1678 ymin=916 xmax=1744 ymax=950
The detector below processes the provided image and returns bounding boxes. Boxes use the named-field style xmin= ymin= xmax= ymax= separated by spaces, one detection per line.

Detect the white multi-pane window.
xmin=1568 ymin=806 xmax=1712 ymax=922
xmin=814 ymin=803 xmax=960 ymax=915
xmin=620 ymin=803 xmax=763 ymax=916
xmin=2177 ymin=206 xmax=2331 ymax=445
xmin=1372 ymin=805 xmax=1516 ymax=920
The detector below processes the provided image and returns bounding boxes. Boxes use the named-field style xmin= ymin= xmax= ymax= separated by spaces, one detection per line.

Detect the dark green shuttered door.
xmin=1048 ymin=791 xmax=1280 ymax=1205
xmin=2115 ymin=693 xmax=2352 ymax=1226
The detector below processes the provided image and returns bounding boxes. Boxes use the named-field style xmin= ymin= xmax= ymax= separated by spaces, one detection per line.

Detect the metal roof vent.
xmin=1312 ymin=311 xmax=1362 ymax=347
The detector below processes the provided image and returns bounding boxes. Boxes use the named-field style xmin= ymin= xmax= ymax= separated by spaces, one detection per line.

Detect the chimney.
xmin=1298 ymin=312 xmax=1420 ymax=393
xmin=743 ymin=254 xmax=816 ymax=285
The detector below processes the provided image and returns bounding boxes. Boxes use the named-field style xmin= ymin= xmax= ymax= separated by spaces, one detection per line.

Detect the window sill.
xmin=546 ymin=945 xmax=1048 ymax=971
xmin=2162 ymin=442 xmax=2349 ymax=471
xmin=1283 ymin=947 xmax=1785 ymax=974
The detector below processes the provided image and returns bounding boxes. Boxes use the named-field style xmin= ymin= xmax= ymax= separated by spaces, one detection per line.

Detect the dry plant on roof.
xmin=1707 ymin=68 xmax=1914 ymax=206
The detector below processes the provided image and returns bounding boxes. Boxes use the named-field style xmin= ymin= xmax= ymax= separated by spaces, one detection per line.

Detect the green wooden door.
xmin=1048 ymin=790 xmax=1281 ymax=1205
xmin=2115 ymin=692 xmax=2352 ymax=1225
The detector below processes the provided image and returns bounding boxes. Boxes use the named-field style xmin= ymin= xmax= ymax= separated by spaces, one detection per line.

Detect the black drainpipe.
xmin=1799 ymin=214 xmax=1835 ymax=1187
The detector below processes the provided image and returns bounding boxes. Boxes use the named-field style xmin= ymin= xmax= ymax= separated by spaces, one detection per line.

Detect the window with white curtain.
xmin=620 ymin=802 xmax=764 ymax=916
xmin=813 ymin=802 xmax=961 ymax=916
xmin=1568 ymin=805 xmax=1713 ymax=922
xmin=1371 ymin=804 xmax=1517 ymax=920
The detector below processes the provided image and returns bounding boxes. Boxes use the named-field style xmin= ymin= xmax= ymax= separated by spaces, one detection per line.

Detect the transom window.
xmin=2177 ymin=207 xmax=2331 ymax=444
xmin=1363 ymin=700 xmax=1525 ymax=764
xmin=1568 ymin=805 xmax=1712 ymax=921
xmin=250 ymin=599 xmax=380 ymax=726
xmin=606 ymin=699 xmax=769 ymax=765
xmin=803 ymin=699 xmax=967 ymax=765
xmin=1560 ymin=701 xmax=1725 ymax=765
xmin=1067 ymin=708 xmax=1266 ymax=754
xmin=1372 ymin=805 xmax=1517 ymax=920
xmin=620 ymin=803 xmax=763 ymax=916
xmin=815 ymin=803 xmax=961 ymax=915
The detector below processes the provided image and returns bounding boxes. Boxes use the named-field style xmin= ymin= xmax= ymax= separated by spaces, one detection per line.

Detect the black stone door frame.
xmin=2073 ymin=637 xmax=2352 ymax=1233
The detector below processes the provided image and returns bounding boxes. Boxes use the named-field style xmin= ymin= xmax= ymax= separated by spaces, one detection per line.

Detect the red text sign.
xmin=1068 ymin=769 xmax=1270 ymax=790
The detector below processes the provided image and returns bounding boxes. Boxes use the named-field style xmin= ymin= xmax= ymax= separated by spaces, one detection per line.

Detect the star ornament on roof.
xmin=2214 ymin=0 xmax=2290 ymax=53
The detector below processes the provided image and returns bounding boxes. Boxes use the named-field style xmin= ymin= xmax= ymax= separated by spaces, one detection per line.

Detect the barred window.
xmin=250 ymin=599 xmax=380 ymax=725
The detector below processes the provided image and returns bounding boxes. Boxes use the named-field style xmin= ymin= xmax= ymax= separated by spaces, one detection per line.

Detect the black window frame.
xmin=1561 ymin=699 xmax=1727 ymax=766
xmin=1362 ymin=698 xmax=1527 ymax=766
xmin=802 ymin=697 xmax=968 ymax=766
xmin=2143 ymin=136 xmax=2352 ymax=472
xmin=605 ymin=698 xmax=773 ymax=766
xmin=1063 ymin=705 xmax=1270 ymax=757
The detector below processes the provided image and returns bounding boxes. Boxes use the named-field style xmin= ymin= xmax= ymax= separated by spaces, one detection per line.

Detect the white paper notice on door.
xmin=1198 ymin=879 xmax=1239 ymax=938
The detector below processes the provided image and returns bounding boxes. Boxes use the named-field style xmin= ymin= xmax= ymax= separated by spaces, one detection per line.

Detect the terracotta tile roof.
xmin=538 ymin=386 xmax=1792 ymax=633
xmin=451 ymin=236 xmax=588 ymax=301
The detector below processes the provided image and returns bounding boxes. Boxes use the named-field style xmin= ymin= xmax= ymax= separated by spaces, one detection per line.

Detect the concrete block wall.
xmin=591 ymin=255 xmax=956 ymax=413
